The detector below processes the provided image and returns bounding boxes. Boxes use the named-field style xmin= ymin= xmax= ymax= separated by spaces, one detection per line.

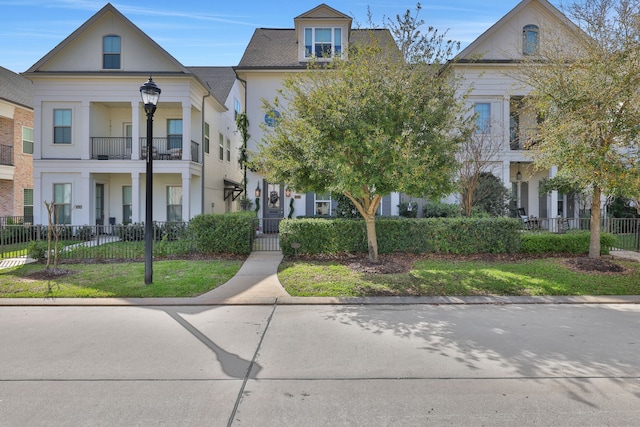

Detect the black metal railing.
xmin=0 ymin=144 xmax=14 ymax=166
xmin=91 ymin=137 xmax=132 ymax=160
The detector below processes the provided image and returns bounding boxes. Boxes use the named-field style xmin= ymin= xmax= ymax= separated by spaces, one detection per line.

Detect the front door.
xmin=95 ymin=183 xmax=105 ymax=227
xmin=263 ymin=181 xmax=283 ymax=233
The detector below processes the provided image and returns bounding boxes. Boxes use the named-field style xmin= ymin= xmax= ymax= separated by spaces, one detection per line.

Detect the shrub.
xmin=76 ymin=225 xmax=93 ymax=241
xmin=520 ymin=231 xmax=616 ymax=255
xmin=188 ymin=212 xmax=256 ymax=255
xmin=398 ymin=201 xmax=418 ymax=218
xmin=279 ymin=217 xmax=522 ymax=256
xmin=27 ymin=240 xmax=47 ymax=260
xmin=115 ymin=223 xmax=145 ymax=241
xmin=423 ymin=201 xmax=460 ymax=218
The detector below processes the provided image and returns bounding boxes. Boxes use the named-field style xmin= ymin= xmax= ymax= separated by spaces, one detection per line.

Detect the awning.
xmin=223 ymin=179 xmax=244 ymax=201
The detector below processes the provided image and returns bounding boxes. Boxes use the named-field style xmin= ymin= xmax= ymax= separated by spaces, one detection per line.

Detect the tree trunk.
xmin=364 ymin=213 xmax=379 ymax=263
xmin=589 ymin=186 xmax=601 ymax=259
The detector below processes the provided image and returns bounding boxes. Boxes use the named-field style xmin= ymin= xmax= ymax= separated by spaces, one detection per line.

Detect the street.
xmin=1 ymin=303 xmax=639 ymax=426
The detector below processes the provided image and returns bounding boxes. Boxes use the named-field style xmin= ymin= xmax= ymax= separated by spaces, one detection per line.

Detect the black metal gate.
xmin=253 ymin=217 xmax=282 ymax=251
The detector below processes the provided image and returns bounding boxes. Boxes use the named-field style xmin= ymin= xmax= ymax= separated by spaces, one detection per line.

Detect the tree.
xmin=472 ymin=172 xmax=510 ymax=217
xmin=521 ymin=0 xmax=640 ymax=258
xmin=255 ymin=5 xmax=472 ymax=262
xmin=457 ymin=124 xmax=503 ymax=217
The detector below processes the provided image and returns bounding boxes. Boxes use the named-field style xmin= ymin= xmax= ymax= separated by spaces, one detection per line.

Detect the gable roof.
xmin=456 ymin=0 xmax=581 ymax=61
xmin=188 ymin=67 xmax=236 ymax=107
xmin=0 ymin=66 xmax=32 ymax=109
xmin=236 ymin=28 xmax=395 ymax=70
xmin=24 ymin=3 xmax=190 ymax=75
xmin=294 ymin=3 xmax=352 ymax=20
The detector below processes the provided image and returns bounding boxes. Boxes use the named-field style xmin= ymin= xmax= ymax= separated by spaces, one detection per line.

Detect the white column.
xmin=33 ymin=172 xmax=42 ymax=224
xmin=81 ymin=101 xmax=91 ymax=160
xmin=390 ymin=192 xmax=400 ymax=216
xmin=182 ymin=103 xmax=192 ymax=161
xmin=132 ymin=173 xmax=141 ymax=222
xmin=182 ymin=171 xmax=191 ymax=220
xmin=80 ymin=171 xmax=91 ymax=225
xmin=33 ymin=103 xmax=42 ymax=160
xmin=502 ymin=160 xmax=511 ymax=189
xmin=131 ymin=101 xmax=141 ymax=160
xmin=549 ymin=166 xmax=558 ymax=218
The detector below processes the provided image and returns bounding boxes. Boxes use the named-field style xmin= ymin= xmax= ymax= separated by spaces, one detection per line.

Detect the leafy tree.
xmin=472 ymin=172 xmax=510 ymax=217
xmin=255 ymin=5 xmax=472 ymax=262
xmin=521 ymin=0 xmax=640 ymax=258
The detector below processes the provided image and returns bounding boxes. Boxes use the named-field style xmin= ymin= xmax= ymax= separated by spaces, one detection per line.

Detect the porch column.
xmin=390 ymin=192 xmax=400 ymax=216
xmin=33 ymin=103 xmax=42 ymax=160
xmin=132 ymin=173 xmax=141 ymax=222
xmin=131 ymin=101 xmax=141 ymax=160
xmin=33 ymin=172 xmax=42 ymax=224
xmin=502 ymin=160 xmax=511 ymax=189
xmin=80 ymin=171 xmax=91 ymax=225
xmin=182 ymin=171 xmax=191 ymax=220
xmin=549 ymin=166 xmax=559 ymax=218
xmin=81 ymin=101 xmax=91 ymax=160
xmin=182 ymin=103 xmax=192 ymax=161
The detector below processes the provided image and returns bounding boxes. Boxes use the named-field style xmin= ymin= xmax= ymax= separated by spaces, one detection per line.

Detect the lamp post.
xmin=140 ymin=77 xmax=161 ymax=284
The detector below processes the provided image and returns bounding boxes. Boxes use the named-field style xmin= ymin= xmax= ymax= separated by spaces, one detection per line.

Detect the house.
xmin=22 ymin=3 xmax=243 ymax=226
xmin=234 ymin=3 xmax=402 ymax=221
xmin=452 ymin=0 xmax=583 ymax=221
xmin=0 ymin=66 xmax=33 ymax=221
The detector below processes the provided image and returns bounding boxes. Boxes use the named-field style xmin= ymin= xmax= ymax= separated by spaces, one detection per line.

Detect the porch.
xmin=90 ymin=137 xmax=200 ymax=163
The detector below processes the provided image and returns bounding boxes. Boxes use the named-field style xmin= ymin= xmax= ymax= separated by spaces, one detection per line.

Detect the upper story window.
xmin=53 ymin=109 xmax=72 ymax=144
xmin=103 ymin=35 xmax=121 ymax=69
xmin=304 ymin=27 xmax=342 ymax=58
xmin=22 ymin=126 xmax=33 ymax=154
xmin=523 ymin=25 xmax=539 ymax=56
xmin=204 ymin=122 xmax=210 ymax=154
xmin=474 ymin=103 xmax=491 ymax=134
xmin=167 ymin=119 xmax=182 ymax=150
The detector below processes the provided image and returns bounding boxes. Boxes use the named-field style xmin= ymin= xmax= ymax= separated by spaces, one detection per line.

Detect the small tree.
xmin=256 ymin=5 xmax=472 ymax=262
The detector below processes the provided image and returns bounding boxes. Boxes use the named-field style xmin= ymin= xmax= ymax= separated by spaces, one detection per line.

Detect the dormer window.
xmin=304 ymin=27 xmax=342 ymax=58
xmin=523 ymin=25 xmax=539 ymax=56
xmin=103 ymin=35 xmax=121 ymax=69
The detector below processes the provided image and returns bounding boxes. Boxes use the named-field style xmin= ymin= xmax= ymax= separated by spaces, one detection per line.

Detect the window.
xmin=510 ymin=97 xmax=522 ymax=150
xmin=22 ymin=126 xmax=33 ymax=154
xmin=167 ymin=119 xmax=182 ymax=150
xmin=53 ymin=183 xmax=72 ymax=224
xmin=523 ymin=25 xmax=539 ymax=56
xmin=219 ymin=133 xmax=224 ymax=160
xmin=53 ymin=109 xmax=72 ymax=144
xmin=226 ymin=138 xmax=231 ymax=162
xmin=122 ymin=186 xmax=132 ymax=224
xmin=166 ymin=186 xmax=183 ymax=222
xmin=103 ymin=35 xmax=121 ymax=69
xmin=234 ymin=98 xmax=241 ymax=119
xmin=474 ymin=103 xmax=491 ymax=133
xmin=23 ymin=189 xmax=33 ymax=223
xmin=315 ymin=193 xmax=331 ymax=216
xmin=204 ymin=122 xmax=210 ymax=154
xmin=304 ymin=27 xmax=342 ymax=58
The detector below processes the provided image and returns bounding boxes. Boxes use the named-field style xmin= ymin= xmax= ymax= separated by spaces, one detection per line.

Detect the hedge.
xmin=279 ymin=217 xmax=523 ymax=256
xmin=188 ymin=212 xmax=256 ymax=255
xmin=520 ymin=231 xmax=616 ymax=255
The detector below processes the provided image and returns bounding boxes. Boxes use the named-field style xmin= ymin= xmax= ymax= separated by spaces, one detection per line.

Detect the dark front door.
xmin=95 ymin=183 xmax=105 ymax=228
xmin=263 ymin=181 xmax=284 ymax=233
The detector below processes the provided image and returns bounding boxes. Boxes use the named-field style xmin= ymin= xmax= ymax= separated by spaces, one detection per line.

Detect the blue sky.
xmin=0 ymin=0 xmax=529 ymax=73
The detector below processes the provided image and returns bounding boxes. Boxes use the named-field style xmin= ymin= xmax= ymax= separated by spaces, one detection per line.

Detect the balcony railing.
xmin=89 ymin=137 xmax=201 ymax=163
xmin=0 ymin=144 xmax=14 ymax=166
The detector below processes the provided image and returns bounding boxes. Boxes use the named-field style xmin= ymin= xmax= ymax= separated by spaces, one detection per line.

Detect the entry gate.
xmin=253 ymin=217 xmax=282 ymax=251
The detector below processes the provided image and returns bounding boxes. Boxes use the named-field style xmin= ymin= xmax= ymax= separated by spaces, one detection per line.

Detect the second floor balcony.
xmin=90 ymin=137 xmax=201 ymax=163
xmin=0 ymin=144 xmax=13 ymax=166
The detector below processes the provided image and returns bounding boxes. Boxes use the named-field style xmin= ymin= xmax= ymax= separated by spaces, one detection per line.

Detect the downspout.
xmin=201 ymin=89 xmax=211 ymax=215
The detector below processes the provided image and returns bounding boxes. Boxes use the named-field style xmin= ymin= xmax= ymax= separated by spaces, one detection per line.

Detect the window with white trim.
xmin=122 ymin=186 xmax=132 ymax=224
xmin=219 ymin=133 xmax=224 ymax=160
xmin=53 ymin=183 xmax=72 ymax=224
xmin=315 ymin=193 xmax=331 ymax=216
xmin=23 ymin=188 xmax=33 ymax=222
xmin=523 ymin=25 xmax=539 ymax=56
xmin=226 ymin=138 xmax=231 ymax=162
xmin=103 ymin=35 xmax=121 ymax=69
xmin=167 ymin=186 xmax=183 ymax=222
xmin=53 ymin=109 xmax=72 ymax=144
xmin=304 ymin=27 xmax=342 ymax=58
xmin=22 ymin=126 xmax=33 ymax=154
xmin=204 ymin=122 xmax=210 ymax=154
xmin=474 ymin=103 xmax=491 ymax=134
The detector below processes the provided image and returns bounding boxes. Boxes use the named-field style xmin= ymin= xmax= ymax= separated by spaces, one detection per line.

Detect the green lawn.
xmin=0 ymin=259 xmax=243 ymax=298
xmin=278 ymin=257 xmax=640 ymax=297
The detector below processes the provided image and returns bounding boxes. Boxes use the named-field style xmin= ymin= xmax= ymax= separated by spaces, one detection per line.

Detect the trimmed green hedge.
xmin=279 ymin=217 xmax=523 ymax=256
xmin=188 ymin=212 xmax=256 ymax=255
xmin=520 ymin=231 xmax=616 ymax=255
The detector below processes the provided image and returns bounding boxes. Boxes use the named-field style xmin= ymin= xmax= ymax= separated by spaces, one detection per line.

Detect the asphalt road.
xmin=1 ymin=303 xmax=639 ymax=426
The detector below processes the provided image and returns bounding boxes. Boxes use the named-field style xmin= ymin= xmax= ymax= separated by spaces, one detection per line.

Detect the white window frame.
xmin=166 ymin=186 xmax=183 ymax=222
xmin=122 ymin=186 xmax=132 ymax=224
xmin=304 ymin=27 xmax=342 ymax=58
xmin=103 ymin=35 xmax=121 ymax=69
xmin=219 ymin=133 xmax=224 ymax=161
xmin=474 ymin=103 xmax=491 ymax=134
xmin=523 ymin=24 xmax=539 ymax=56
xmin=53 ymin=183 xmax=72 ymax=224
xmin=315 ymin=192 xmax=332 ymax=216
xmin=53 ymin=109 xmax=72 ymax=144
xmin=22 ymin=126 xmax=33 ymax=154
xmin=23 ymin=188 xmax=33 ymax=222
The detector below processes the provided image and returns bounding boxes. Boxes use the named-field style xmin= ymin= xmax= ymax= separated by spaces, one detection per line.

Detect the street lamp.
xmin=140 ymin=76 xmax=161 ymax=284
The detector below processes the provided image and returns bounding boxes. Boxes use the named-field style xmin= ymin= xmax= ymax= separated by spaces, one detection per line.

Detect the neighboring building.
xmin=0 ymin=66 xmax=33 ymax=221
xmin=235 ymin=4 xmax=401 ymax=221
xmin=22 ymin=4 xmax=243 ymax=226
xmin=453 ymin=0 xmax=582 ymax=221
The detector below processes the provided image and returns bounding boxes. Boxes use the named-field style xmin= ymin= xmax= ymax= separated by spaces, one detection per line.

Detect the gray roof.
xmin=236 ymin=28 xmax=396 ymax=70
xmin=188 ymin=66 xmax=236 ymax=106
xmin=0 ymin=66 xmax=33 ymax=109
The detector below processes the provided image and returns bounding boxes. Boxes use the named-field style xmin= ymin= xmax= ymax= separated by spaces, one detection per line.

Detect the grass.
xmin=278 ymin=257 xmax=640 ymax=297
xmin=0 ymin=259 xmax=243 ymax=298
